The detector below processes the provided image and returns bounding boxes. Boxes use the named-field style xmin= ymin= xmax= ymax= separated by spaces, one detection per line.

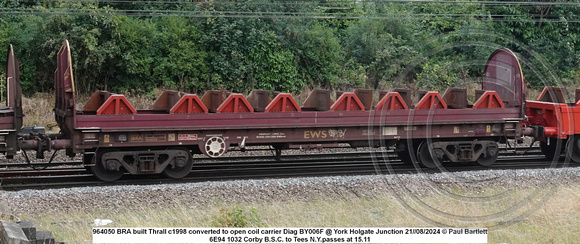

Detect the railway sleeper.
xmin=98 ymin=149 xmax=189 ymax=175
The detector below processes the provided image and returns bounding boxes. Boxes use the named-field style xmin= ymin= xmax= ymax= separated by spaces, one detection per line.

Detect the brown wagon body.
xmin=5 ymin=41 xmax=529 ymax=181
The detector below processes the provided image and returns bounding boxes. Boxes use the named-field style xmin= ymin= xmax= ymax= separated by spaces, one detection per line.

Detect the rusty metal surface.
xmin=83 ymin=91 xmax=112 ymax=112
xmin=302 ymin=89 xmax=332 ymax=111
xmin=247 ymin=89 xmax=272 ymax=112
xmin=5 ymin=45 xmax=21 ymax=124
xmin=152 ymin=90 xmax=182 ymax=110
xmin=417 ymin=90 xmax=428 ymax=103
xmin=475 ymin=90 xmax=485 ymax=102
xmin=353 ymin=89 xmax=373 ymax=110
xmin=483 ymin=48 xmax=526 ymax=111
xmin=6 ymin=45 xmax=22 ymax=115
xmin=0 ymin=117 xmax=15 ymax=130
xmin=54 ymin=41 xmax=76 ymax=137
xmin=200 ymin=90 xmax=226 ymax=113
xmin=1 ymin=45 xmax=23 ymax=157
xmin=442 ymin=88 xmax=468 ymax=109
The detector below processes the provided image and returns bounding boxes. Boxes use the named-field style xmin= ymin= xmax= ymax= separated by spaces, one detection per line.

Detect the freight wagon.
xmin=2 ymin=41 xmax=537 ymax=181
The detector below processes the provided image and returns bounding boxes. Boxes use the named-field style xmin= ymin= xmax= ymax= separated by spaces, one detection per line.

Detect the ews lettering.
xmin=304 ymin=130 xmax=328 ymax=139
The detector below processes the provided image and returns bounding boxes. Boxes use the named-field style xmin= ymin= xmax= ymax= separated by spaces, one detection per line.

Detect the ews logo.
xmin=304 ymin=130 xmax=328 ymax=139
xmin=304 ymin=129 xmax=346 ymax=139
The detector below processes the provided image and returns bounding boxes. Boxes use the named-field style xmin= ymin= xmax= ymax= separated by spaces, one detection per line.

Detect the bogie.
xmin=417 ymin=141 xmax=442 ymax=169
xmin=163 ymin=147 xmax=194 ymax=179
xmin=476 ymin=142 xmax=499 ymax=167
xmin=92 ymin=149 xmax=124 ymax=182
xmin=415 ymin=140 xmax=500 ymax=168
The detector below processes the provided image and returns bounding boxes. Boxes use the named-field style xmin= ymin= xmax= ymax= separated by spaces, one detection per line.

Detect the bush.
xmin=211 ymin=206 xmax=267 ymax=228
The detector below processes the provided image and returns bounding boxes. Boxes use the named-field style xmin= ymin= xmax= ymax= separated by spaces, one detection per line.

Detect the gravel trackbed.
xmin=1 ymin=167 xmax=579 ymax=217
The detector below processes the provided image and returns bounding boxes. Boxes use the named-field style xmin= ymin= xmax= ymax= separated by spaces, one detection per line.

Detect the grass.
xmin=11 ymin=184 xmax=580 ymax=243
xmin=21 ymin=93 xmax=56 ymax=131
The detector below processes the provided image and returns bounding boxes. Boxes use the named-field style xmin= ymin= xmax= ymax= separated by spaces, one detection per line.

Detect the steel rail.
xmin=0 ymin=153 xmax=571 ymax=191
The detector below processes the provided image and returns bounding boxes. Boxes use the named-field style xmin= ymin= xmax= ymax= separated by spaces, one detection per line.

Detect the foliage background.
xmin=0 ymin=0 xmax=579 ymax=95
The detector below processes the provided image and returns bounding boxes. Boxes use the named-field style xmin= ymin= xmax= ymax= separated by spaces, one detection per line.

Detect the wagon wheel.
xmin=540 ymin=137 xmax=563 ymax=161
xmin=566 ymin=136 xmax=580 ymax=163
xmin=163 ymin=147 xmax=194 ymax=179
xmin=476 ymin=142 xmax=499 ymax=166
xmin=416 ymin=140 xmax=442 ymax=169
xmin=92 ymin=149 xmax=124 ymax=182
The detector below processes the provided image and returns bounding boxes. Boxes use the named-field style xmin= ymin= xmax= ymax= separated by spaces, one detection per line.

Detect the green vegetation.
xmin=15 ymin=184 xmax=580 ymax=243
xmin=0 ymin=1 xmax=579 ymax=95
xmin=211 ymin=205 xmax=268 ymax=228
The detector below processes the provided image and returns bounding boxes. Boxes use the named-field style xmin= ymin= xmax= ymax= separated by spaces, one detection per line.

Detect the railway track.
xmin=1 ymin=148 xmax=574 ymax=191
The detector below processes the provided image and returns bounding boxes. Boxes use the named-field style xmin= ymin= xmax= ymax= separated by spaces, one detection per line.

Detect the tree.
xmin=286 ymin=22 xmax=342 ymax=89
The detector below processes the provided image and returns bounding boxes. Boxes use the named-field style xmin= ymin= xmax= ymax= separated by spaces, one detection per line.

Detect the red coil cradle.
xmin=375 ymin=92 xmax=408 ymax=110
xmin=265 ymin=93 xmax=301 ymax=112
xmin=473 ymin=91 xmax=505 ymax=109
xmin=216 ymin=94 xmax=254 ymax=113
xmin=415 ymin=91 xmax=447 ymax=110
xmin=170 ymin=94 xmax=208 ymax=114
xmin=330 ymin=92 xmax=365 ymax=111
xmin=96 ymin=95 xmax=137 ymax=115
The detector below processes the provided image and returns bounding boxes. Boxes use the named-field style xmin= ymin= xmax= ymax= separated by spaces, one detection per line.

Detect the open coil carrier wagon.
xmin=4 ymin=41 xmax=528 ymax=181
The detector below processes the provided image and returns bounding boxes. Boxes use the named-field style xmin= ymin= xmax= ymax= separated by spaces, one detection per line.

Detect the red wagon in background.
xmin=525 ymin=86 xmax=580 ymax=162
